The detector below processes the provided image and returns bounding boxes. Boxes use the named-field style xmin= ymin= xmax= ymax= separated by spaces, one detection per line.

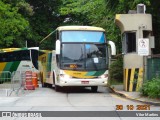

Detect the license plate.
xmin=81 ymin=81 xmax=89 ymax=84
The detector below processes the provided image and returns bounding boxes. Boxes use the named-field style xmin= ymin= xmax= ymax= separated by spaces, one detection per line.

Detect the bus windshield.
xmin=61 ymin=31 xmax=105 ymax=43
xmin=61 ymin=43 xmax=108 ymax=71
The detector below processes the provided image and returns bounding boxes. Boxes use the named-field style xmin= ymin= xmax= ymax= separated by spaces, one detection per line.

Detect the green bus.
xmin=0 ymin=47 xmax=39 ymax=73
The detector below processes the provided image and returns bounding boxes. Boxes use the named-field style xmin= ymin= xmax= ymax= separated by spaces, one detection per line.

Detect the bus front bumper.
xmin=57 ymin=77 xmax=108 ymax=87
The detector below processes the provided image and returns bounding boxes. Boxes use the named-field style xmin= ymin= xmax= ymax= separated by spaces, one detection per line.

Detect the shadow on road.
xmin=51 ymin=86 xmax=110 ymax=94
xmin=39 ymin=83 xmax=110 ymax=94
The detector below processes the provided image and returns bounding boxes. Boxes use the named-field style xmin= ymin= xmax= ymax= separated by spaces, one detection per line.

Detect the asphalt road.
xmin=0 ymin=86 xmax=159 ymax=120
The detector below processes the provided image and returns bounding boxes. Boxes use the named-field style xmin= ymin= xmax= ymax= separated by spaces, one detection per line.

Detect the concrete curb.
xmin=108 ymin=86 xmax=160 ymax=106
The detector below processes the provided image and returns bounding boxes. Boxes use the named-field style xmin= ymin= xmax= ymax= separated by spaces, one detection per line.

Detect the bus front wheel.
xmin=91 ymin=86 xmax=98 ymax=92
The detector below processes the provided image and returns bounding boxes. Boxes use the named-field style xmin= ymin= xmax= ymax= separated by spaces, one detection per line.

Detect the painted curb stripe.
xmin=109 ymin=86 xmax=160 ymax=106
xmin=125 ymin=68 xmax=143 ymax=92
xmin=127 ymin=69 xmax=131 ymax=91
xmin=133 ymin=68 xmax=139 ymax=91
xmin=136 ymin=68 xmax=143 ymax=91
xmin=129 ymin=68 xmax=135 ymax=92
xmin=124 ymin=68 xmax=128 ymax=91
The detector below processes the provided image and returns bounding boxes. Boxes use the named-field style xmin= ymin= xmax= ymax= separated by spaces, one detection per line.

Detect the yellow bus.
xmin=39 ymin=26 xmax=116 ymax=92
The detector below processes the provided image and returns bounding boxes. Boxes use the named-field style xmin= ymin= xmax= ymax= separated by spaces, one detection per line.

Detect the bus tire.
xmin=91 ymin=86 xmax=98 ymax=92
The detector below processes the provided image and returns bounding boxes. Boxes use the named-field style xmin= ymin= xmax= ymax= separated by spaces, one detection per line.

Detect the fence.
xmin=147 ymin=57 xmax=160 ymax=80
xmin=0 ymin=71 xmax=36 ymax=96
xmin=0 ymin=71 xmax=12 ymax=96
xmin=10 ymin=71 xmax=25 ymax=96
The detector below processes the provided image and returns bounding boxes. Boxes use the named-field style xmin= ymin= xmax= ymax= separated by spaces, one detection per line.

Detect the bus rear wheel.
xmin=91 ymin=86 xmax=98 ymax=92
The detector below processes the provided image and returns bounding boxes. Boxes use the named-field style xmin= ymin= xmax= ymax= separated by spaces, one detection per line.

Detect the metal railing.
xmin=0 ymin=70 xmax=39 ymax=96
xmin=0 ymin=71 xmax=24 ymax=96
xmin=10 ymin=71 xmax=25 ymax=96
xmin=0 ymin=71 xmax=12 ymax=96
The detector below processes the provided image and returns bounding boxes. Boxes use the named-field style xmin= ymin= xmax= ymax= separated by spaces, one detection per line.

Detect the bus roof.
xmin=0 ymin=48 xmax=24 ymax=52
xmin=0 ymin=47 xmax=39 ymax=53
xmin=57 ymin=26 xmax=105 ymax=32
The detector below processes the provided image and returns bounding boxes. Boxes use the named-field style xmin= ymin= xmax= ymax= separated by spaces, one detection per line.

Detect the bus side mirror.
xmin=56 ymin=40 xmax=61 ymax=54
xmin=108 ymin=41 xmax=116 ymax=55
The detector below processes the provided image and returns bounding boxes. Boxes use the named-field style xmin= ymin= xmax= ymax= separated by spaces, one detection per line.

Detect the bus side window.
xmin=2 ymin=53 xmax=8 ymax=62
xmin=0 ymin=54 xmax=3 ymax=62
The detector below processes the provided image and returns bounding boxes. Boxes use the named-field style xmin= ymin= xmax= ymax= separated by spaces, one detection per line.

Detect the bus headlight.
xmin=98 ymin=74 xmax=108 ymax=78
xmin=60 ymin=74 xmax=72 ymax=79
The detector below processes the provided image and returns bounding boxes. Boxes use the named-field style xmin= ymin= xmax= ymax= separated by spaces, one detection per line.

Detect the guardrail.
xmin=0 ymin=71 xmax=25 ymax=96
xmin=0 ymin=71 xmax=12 ymax=96
xmin=9 ymin=71 xmax=24 ymax=96
xmin=0 ymin=71 xmax=39 ymax=96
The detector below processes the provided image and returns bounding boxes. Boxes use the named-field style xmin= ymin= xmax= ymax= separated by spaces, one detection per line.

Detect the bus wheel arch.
xmin=53 ymin=71 xmax=56 ymax=84
xmin=53 ymin=71 xmax=60 ymax=91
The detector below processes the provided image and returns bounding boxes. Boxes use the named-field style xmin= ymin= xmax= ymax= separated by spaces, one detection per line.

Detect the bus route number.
xmin=70 ymin=64 xmax=77 ymax=69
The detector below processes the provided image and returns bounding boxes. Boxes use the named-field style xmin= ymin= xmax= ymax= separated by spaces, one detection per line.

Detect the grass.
xmin=108 ymin=79 xmax=123 ymax=86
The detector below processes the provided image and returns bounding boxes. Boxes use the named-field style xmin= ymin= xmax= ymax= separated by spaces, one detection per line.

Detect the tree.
xmin=59 ymin=0 xmax=121 ymax=52
xmin=2 ymin=0 xmax=34 ymax=17
xmin=0 ymin=0 xmax=159 ymax=51
xmin=147 ymin=0 xmax=160 ymax=54
xmin=26 ymin=0 xmax=64 ymax=47
xmin=0 ymin=1 xmax=29 ymax=48
xmin=59 ymin=0 xmax=151 ymax=54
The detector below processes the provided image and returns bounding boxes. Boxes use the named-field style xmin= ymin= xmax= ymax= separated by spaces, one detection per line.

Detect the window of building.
xmin=122 ymin=32 xmax=136 ymax=54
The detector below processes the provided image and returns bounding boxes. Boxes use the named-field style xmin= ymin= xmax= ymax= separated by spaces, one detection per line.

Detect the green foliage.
xmin=148 ymin=0 xmax=160 ymax=54
xmin=109 ymin=55 xmax=123 ymax=83
xmin=141 ymin=78 xmax=160 ymax=98
xmin=60 ymin=0 xmax=121 ymax=52
xmin=59 ymin=0 xmax=152 ymax=54
xmin=0 ymin=0 xmax=159 ymax=52
xmin=2 ymin=0 xmax=34 ymax=17
xmin=0 ymin=1 xmax=29 ymax=48
xmin=26 ymin=0 xmax=63 ymax=47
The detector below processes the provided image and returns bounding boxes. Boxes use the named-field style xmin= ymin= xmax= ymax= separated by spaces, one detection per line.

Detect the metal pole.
xmin=139 ymin=25 xmax=147 ymax=82
xmin=26 ymin=41 xmax=28 ymax=48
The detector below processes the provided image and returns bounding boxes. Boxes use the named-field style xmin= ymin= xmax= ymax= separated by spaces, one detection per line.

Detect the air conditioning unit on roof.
xmin=137 ymin=4 xmax=146 ymax=14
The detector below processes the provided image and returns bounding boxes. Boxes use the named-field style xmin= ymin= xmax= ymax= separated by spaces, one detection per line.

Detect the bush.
xmin=141 ymin=78 xmax=160 ymax=98
xmin=109 ymin=55 xmax=123 ymax=84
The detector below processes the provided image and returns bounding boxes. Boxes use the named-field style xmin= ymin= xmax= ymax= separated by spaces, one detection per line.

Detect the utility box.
xmin=115 ymin=5 xmax=153 ymax=92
